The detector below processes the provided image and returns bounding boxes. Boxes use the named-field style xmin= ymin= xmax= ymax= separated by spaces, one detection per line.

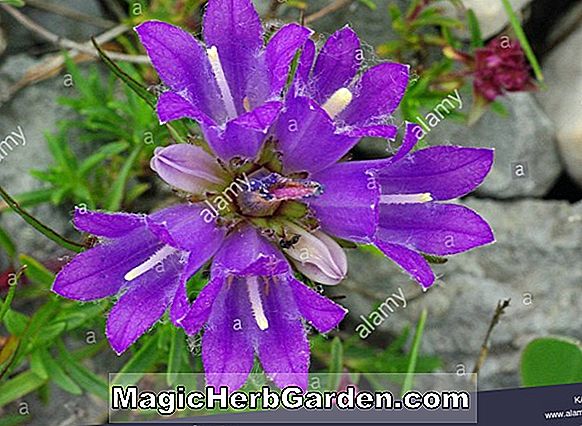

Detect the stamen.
xmin=247 ymin=276 xmax=269 ymax=331
xmin=322 ymin=88 xmax=353 ymax=118
xmin=380 ymin=193 xmax=433 ymax=204
xmin=124 ymin=245 xmax=177 ymax=281
xmin=243 ymin=97 xmax=251 ymax=112
xmin=207 ymin=46 xmax=238 ymax=119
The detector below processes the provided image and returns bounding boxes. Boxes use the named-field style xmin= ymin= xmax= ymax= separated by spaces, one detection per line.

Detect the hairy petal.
xmin=378 ymin=146 xmax=495 ymax=200
xmin=106 ymin=252 xmax=183 ymax=354
xmin=179 ymin=275 xmax=225 ymax=334
xmin=265 ymin=23 xmax=313 ymax=97
xmin=135 ymin=21 xmax=225 ymax=121
xmin=339 ymin=62 xmax=409 ymax=126
xmin=203 ymin=0 xmax=263 ymax=113
xmin=377 ymin=203 xmax=495 ymax=255
xmin=52 ymin=229 xmax=162 ymax=301
xmin=256 ymin=277 xmax=310 ymax=390
xmin=274 ymin=96 xmax=358 ymax=174
xmin=212 ymin=225 xmax=288 ymax=276
xmin=205 ymin=102 xmax=282 ymax=161
xmin=288 ymin=277 xmax=347 ymax=332
xmin=156 ymin=91 xmax=214 ymax=126
xmin=374 ymin=241 xmax=435 ymax=288
xmin=312 ymin=26 xmax=361 ymax=103
xmin=309 ymin=161 xmax=380 ymax=243
xmin=72 ymin=209 xmax=145 ymax=238
xmin=202 ymin=279 xmax=256 ymax=391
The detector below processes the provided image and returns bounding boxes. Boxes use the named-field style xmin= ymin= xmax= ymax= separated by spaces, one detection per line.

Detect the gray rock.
xmin=0 ymin=0 xmax=105 ymax=55
xmin=335 ymin=198 xmax=582 ymax=389
xmin=258 ymin=0 xmax=401 ymax=49
xmin=441 ymin=0 xmax=533 ymax=40
xmin=0 ymin=54 xmax=72 ymax=265
xmin=536 ymin=21 xmax=582 ymax=188
xmin=427 ymin=92 xmax=561 ymax=198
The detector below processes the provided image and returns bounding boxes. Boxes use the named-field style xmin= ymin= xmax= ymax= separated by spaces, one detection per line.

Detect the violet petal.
xmin=377 ymin=202 xmax=495 ymax=255
xmin=374 ymin=240 xmax=435 ymax=288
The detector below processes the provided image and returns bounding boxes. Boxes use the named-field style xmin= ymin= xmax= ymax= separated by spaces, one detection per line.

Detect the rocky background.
xmin=0 ymin=0 xmax=581 ymax=424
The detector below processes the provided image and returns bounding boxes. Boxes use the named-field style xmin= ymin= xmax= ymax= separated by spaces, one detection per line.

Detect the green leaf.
xmin=0 ymin=414 xmax=30 ymax=426
xmin=166 ymin=327 xmax=187 ymax=387
xmin=0 ymin=278 xmax=17 ymax=324
xmin=357 ymin=0 xmax=376 ymax=10
xmin=0 ymin=370 xmax=46 ymax=408
xmin=1 ymin=189 xmax=53 ymax=210
xmin=91 ymin=38 xmax=156 ymax=109
xmin=490 ymin=100 xmax=509 ymax=117
xmin=105 ymin=144 xmax=142 ymax=211
xmin=41 ymin=348 xmax=83 ymax=395
xmin=29 ymin=349 xmax=49 ymax=380
xmin=500 ymin=0 xmax=543 ymax=82
xmin=0 ymin=0 xmax=25 ymax=7
xmin=401 ymin=309 xmax=428 ymax=396
xmin=78 ymin=141 xmax=129 ymax=177
xmin=3 ymin=310 xmax=29 ymax=336
xmin=18 ymin=254 xmax=55 ymax=287
xmin=0 ymin=186 xmax=83 ymax=253
xmin=0 ymin=225 xmax=16 ymax=258
xmin=56 ymin=342 xmax=108 ymax=400
xmin=112 ymin=335 xmax=161 ymax=387
xmin=327 ymin=337 xmax=344 ymax=391
xmin=466 ymin=9 xmax=483 ymax=48
xmin=521 ymin=337 xmax=582 ymax=387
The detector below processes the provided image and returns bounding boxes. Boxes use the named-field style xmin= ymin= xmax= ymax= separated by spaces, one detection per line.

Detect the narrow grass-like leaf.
xmin=0 ymin=280 xmax=17 ymax=324
xmin=0 ymin=186 xmax=83 ymax=253
xmin=18 ymin=254 xmax=55 ymax=287
xmin=500 ymin=0 xmax=543 ymax=82
xmin=0 ymin=370 xmax=46 ymax=408
xmin=327 ymin=337 xmax=344 ymax=391
xmin=401 ymin=309 xmax=428 ymax=396
xmin=167 ymin=327 xmax=187 ymax=386
xmin=57 ymin=341 xmax=108 ymax=400
xmin=112 ymin=335 xmax=161 ymax=388
xmin=39 ymin=348 xmax=83 ymax=395
xmin=0 ymin=225 xmax=16 ymax=258
xmin=467 ymin=9 xmax=483 ymax=48
xmin=91 ymin=38 xmax=156 ymax=109
xmin=0 ymin=414 xmax=30 ymax=426
xmin=105 ymin=144 xmax=142 ymax=211
xmin=29 ymin=349 xmax=49 ymax=380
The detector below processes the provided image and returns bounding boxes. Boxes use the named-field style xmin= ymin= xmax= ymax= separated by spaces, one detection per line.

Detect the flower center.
xmin=236 ymin=171 xmax=323 ymax=217
xmin=207 ymin=46 xmax=238 ymax=119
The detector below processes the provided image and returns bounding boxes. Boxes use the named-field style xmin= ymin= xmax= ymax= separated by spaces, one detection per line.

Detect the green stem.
xmin=500 ymin=0 xmax=544 ymax=82
xmin=401 ymin=308 xmax=428 ymax=396
xmin=0 ymin=186 xmax=84 ymax=253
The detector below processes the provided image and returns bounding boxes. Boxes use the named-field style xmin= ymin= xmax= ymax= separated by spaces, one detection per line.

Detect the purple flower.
xmin=291 ymin=26 xmax=409 ymax=140
xmin=52 ymin=205 xmax=225 ymax=354
xmin=135 ymin=0 xmax=312 ymax=160
xmin=366 ymin=123 xmax=495 ymax=287
xmin=178 ymin=225 xmax=346 ymax=390
xmin=52 ymin=0 xmax=495 ymax=392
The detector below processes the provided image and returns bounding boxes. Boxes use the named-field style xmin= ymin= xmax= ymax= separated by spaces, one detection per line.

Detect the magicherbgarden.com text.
xmin=110 ymin=385 xmax=471 ymax=415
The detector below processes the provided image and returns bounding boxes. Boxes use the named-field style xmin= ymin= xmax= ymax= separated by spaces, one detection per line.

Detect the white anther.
xmin=322 ymin=88 xmax=353 ymax=118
